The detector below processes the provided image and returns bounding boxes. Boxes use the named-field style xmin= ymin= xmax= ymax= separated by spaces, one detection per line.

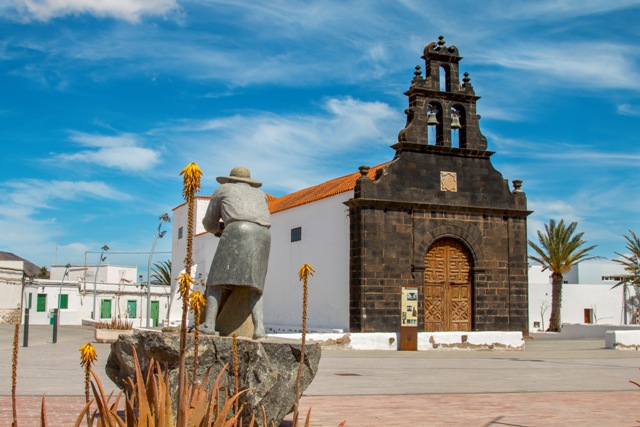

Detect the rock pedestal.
xmin=105 ymin=331 xmax=321 ymax=426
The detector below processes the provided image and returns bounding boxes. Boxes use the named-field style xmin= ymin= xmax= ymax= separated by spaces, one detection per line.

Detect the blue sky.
xmin=1 ymin=0 xmax=639 ymax=275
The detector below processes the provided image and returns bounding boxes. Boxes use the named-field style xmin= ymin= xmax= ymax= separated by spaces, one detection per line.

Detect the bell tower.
xmin=397 ymin=35 xmax=486 ymax=151
xmin=347 ymin=36 xmax=531 ymax=334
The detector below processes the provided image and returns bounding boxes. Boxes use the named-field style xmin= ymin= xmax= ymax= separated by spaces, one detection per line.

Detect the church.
xmin=171 ymin=37 xmax=531 ymax=334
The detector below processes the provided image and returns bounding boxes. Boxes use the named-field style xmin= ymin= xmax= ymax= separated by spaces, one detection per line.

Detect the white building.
xmin=171 ymin=171 xmax=362 ymax=333
xmin=528 ymin=262 xmax=633 ymax=332
xmin=0 ymin=260 xmax=26 ymax=322
xmin=0 ymin=261 xmax=176 ymax=326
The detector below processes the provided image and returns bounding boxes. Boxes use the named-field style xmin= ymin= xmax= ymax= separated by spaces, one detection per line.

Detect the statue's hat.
xmin=216 ymin=166 xmax=262 ymax=188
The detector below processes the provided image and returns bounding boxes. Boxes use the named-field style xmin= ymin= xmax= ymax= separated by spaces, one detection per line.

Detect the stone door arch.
xmin=423 ymin=238 xmax=473 ymax=331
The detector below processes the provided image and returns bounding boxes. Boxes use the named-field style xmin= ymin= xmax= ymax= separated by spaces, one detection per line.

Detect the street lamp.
xmin=147 ymin=213 xmax=171 ymax=327
xmin=59 ymin=262 xmax=71 ymax=310
xmin=92 ymin=245 xmax=109 ymax=320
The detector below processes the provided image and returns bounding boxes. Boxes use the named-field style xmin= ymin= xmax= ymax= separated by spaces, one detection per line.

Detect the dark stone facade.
xmin=346 ymin=37 xmax=531 ymax=333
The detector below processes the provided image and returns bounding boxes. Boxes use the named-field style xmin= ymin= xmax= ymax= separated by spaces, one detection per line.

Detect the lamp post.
xmin=58 ymin=263 xmax=71 ymax=321
xmin=92 ymin=245 xmax=109 ymax=320
xmin=147 ymin=213 xmax=171 ymax=328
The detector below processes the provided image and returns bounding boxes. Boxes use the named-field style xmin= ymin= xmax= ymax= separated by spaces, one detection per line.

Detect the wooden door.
xmin=424 ymin=238 xmax=472 ymax=331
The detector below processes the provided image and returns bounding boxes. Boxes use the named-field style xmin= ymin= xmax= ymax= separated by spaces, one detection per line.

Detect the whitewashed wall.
xmin=264 ymin=192 xmax=351 ymax=332
xmin=528 ymin=263 xmax=629 ymax=331
xmin=9 ymin=262 xmax=172 ymax=326
xmin=170 ymin=197 xmax=213 ymax=323
xmin=173 ymin=191 xmax=352 ymax=331
xmin=50 ymin=263 xmax=139 ymax=285
xmin=0 ymin=261 xmax=25 ymax=321
xmin=21 ymin=280 xmax=173 ymax=326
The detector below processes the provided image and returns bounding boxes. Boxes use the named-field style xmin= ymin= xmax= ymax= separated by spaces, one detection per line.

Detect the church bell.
xmin=450 ymin=113 xmax=462 ymax=129
xmin=427 ymin=110 xmax=439 ymax=126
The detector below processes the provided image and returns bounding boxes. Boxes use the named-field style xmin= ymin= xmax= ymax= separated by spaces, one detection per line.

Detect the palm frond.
xmin=528 ymin=219 xmax=600 ymax=275
xmin=611 ymin=230 xmax=640 ymax=289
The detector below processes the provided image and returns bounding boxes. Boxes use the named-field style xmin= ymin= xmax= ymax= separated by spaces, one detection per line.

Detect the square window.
xmin=291 ymin=227 xmax=302 ymax=242
xmin=178 ymin=227 xmax=183 ymax=239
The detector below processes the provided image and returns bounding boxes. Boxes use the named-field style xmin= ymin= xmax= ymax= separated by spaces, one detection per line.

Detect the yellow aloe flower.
xmin=177 ymin=273 xmax=196 ymax=300
xmin=79 ymin=342 xmax=97 ymax=368
xmin=298 ymin=264 xmax=315 ymax=281
xmin=189 ymin=291 xmax=206 ymax=316
xmin=180 ymin=162 xmax=203 ymax=200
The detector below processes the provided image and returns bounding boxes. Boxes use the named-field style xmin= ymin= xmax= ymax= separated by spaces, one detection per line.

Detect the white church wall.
xmin=265 ymin=192 xmax=351 ymax=332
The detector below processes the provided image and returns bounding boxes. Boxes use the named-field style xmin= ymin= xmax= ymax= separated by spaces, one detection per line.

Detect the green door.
xmin=100 ymin=299 xmax=112 ymax=319
xmin=151 ymin=301 xmax=160 ymax=327
xmin=127 ymin=300 xmax=137 ymax=319
xmin=37 ymin=294 xmax=46 ymax=312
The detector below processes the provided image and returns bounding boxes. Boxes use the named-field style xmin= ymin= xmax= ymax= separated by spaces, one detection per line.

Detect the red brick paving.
xmin=3 ymin=391 xmax=639 ymax=427
xmin=282 ymin=392 xmax=640 ymax=426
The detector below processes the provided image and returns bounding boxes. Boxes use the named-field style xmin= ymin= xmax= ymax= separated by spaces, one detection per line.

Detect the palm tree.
xmin=611 ymin=230 xmax=640 ymax=289
xmin=150 ymin=260 xmax=173 ymax=323
xmin=611 ymin=230 xmax=640 ymax=323
xmin=528 ymin=219 xmax=599 ymax=332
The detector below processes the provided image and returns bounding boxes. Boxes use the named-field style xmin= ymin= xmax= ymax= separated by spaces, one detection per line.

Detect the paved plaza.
xmin=1 ymin=324 xmax=640 ymax=426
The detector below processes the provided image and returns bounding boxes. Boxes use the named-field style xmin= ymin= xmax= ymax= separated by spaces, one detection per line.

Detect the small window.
xmin=178 ymin=227 xmax=183 ymax=239
xmin=37 ymin=294 xmax=47 ymax=312
xmin=291 ymin=227 xmax=302 ymax=242
xmin=59 ymin=294 xmax=68 ymax=309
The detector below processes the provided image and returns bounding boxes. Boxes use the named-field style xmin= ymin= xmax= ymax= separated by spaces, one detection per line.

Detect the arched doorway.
xmin=423 ymin=238 xmax=473 ymax=331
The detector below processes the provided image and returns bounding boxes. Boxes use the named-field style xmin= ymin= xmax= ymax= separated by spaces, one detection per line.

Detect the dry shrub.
xmin=95 ymin=318 xmax=134 ymax=330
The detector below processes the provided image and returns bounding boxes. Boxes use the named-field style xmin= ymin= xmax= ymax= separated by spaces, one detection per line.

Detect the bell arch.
xmin=450 ymin=104 xmax=467 ymax=148
xmin=427 ymin=101 xmax=444 ymax=146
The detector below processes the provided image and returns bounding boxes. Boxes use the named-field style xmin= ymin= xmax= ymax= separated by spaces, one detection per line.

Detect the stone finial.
xmin=359 ymin=165 xmax=371 ymax=177
xmin=413 ymin=65 xmax=423 ymax=83
xmin=462 ymin=72 xmax=471 ymax=85
xmin=512 ymin=179 xmax=523 ymax=192
xmin=437 ymin=35 xmax=446 ymax=46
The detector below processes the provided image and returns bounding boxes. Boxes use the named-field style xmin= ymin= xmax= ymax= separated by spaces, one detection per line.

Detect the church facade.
xmin=347 ymin=37 xmax=530 ymax=333
xmin=171 ymin=37 xmax=531 ymax=334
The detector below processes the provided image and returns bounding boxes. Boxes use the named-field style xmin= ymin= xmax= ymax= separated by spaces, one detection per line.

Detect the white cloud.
xmin=15 ymin=0 xmax=179 ymax=22
xmin=474 ymin=42 xmax=640 ymax=91
xmin=54 ymin=132 xmax=161 ymax=172
xmin=501 ymin=0 xmax=640 ymax=19
xmin=0 ymin=179 xmax=132 ymax=265
xmin=1 ymin=179 xmax=131 ymax=217
xmin=157 ymin=97 xmax=401 ymax=194
xmin=617 ymin=103 xmax=640 ymax=116
xmin=487 ymin=132 xmax=640 ymax=167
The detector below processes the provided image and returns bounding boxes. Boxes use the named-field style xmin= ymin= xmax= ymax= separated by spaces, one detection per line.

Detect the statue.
xmin=201 ymin=166 xmax=271 ymax=339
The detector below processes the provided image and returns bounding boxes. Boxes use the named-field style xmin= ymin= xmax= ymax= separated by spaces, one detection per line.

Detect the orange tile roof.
xmin=174 ymin=163 xmax=387 ymax=215
xmin=268 ymin=163 xmax=387 ymax=214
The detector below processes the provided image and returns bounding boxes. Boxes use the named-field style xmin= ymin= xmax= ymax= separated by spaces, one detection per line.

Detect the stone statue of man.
xmin=201 ymin=166 xmax=271 ymax=339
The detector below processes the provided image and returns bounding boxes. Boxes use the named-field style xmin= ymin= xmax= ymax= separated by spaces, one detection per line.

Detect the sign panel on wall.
xmin=401 ymin=287 xmax=418 ymax=327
